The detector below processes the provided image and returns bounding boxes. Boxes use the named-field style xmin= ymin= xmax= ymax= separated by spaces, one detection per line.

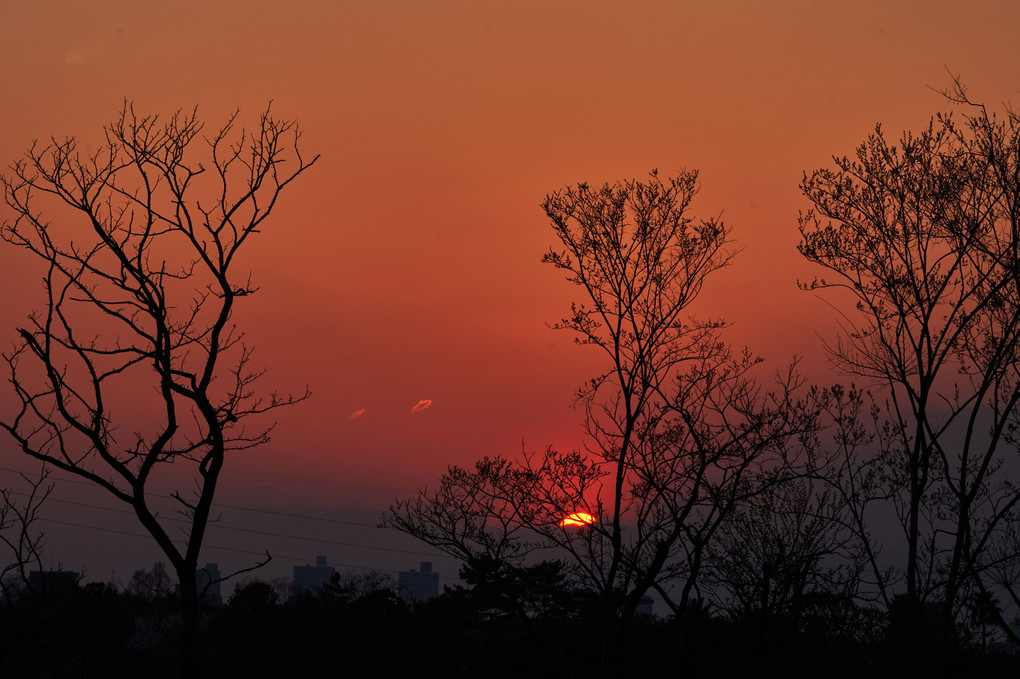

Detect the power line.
xmin=229 ymin=467 xmax=413 ymax=493
xmin=37 ymin=517 xmax=460 ymax=581
xmin=23 ymin=495 xmax=439 ymax=558
xmin=6 ymin=486 xmax=388 ymax=530
xmin=215 ymin=501 xmax=387 ymax=529
xmin=0 ymin=465 xmax=401 ymax=528
xmin=2 ymin=466 xmax=454 ymax=574
xmin=0 ymin=464 xmax=415 ymax=495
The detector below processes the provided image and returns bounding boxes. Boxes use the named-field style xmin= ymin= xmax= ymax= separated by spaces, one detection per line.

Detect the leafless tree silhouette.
xmin=0 ymin=469 xmax=52 ymax=603
xmin=0 ymin=102 xmax=318 ymax=676
xmin=389 ymin=171 xmax=818 ymax=674
xmin=706 ymin=474 xmax=867 ymax=628
xmin=799 ymin=79 xmax=1020 ymax=649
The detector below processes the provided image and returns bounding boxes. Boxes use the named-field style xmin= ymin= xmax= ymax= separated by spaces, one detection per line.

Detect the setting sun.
xmin=559 ymin=512 xmax=595 ymax=527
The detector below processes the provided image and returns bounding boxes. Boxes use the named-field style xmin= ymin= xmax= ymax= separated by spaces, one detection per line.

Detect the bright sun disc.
xmin=559 ymin=512 xmax=595 ymax=527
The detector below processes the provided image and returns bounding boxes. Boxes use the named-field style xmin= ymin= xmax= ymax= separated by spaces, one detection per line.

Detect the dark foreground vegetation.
xmin=1 ymin=566 xmax=1017 ymax=679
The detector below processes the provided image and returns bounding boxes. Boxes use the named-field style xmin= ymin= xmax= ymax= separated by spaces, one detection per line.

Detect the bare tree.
xmin=324 ymin=568 xmax=398 ymax=602
xmin=538 ymin=170 xmax=815 ymax=625
xmin=127 ymin=561 xmax=175 ymax=601
xmin=705 ymin=475 xmax=867 ymax=629
xmin=798 ymin=86 xmax=1020 ymax=648
xmin=385 ymin=454 xmax=565 ymax=566
xmin=537 ymin=170 xmax=733 ymax=627
xmin=0 ymin=103 xmax=317 ymax=676
xmin=0 ymin=469 xmax=52 ymax=603
xmin=802 ymin=385 xmax=899 ymax=608
xmin=389 ymin=171 xmax=817 ymax=673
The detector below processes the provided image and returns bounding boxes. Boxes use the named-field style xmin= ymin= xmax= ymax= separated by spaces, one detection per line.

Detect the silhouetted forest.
xmin=0 ymin=565 xmax=1017 ymax=678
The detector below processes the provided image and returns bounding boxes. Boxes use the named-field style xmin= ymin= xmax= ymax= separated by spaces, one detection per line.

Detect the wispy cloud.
xmin=63 ymin=40 xmax=108 ymax=65
xmin=349 ymin=408 xmax=366 ymax=419
xmin=411 ymin=399 xmax=433 ymax=413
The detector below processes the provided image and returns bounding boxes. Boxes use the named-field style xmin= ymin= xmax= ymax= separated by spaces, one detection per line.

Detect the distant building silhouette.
xmin=398 ymin=561 xmax=439 ymax=603
xmin=636 ymin=595 xmax=654 ymax=617
xmin=197 ymin=563 xmax=222 ymax=605
xmin=293 ymin=556 xmax=336 ymax=594
xmin=27 ymin=569 xmax=79 ymax=595
xmin=174 ymin=563 xmax=223 ymax=604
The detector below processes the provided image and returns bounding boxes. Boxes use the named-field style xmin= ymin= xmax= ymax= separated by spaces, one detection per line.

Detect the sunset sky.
xmin=2 ymin=0 xmax=1019 ymax=582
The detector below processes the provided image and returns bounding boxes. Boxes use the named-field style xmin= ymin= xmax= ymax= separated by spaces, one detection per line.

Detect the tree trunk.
xmin=177 ymin=565 xmax=202 ymax=678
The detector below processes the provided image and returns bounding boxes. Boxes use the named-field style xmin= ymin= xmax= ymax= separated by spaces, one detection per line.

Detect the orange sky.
xmin=2 ymin=0 xmax=1020 ymax=578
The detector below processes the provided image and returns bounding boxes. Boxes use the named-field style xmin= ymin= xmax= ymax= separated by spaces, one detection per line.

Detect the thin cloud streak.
xmin=411 ymin=399 xmax=433 ymax=413
xmin=63 ymin=40 xmax=108 ymax=65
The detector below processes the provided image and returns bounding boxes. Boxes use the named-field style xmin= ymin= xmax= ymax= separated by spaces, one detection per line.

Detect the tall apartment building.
xmin=398 ymin=561 xmax=439 ymax=603
xmin=293 ymin=556 xmax=336 ymax=594
xmin=197 ymin=563 xmax=222 ymax=605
